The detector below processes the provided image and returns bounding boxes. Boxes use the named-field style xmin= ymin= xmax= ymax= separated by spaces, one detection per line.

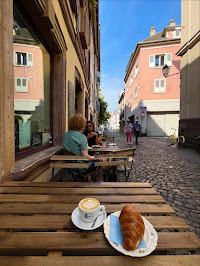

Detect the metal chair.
xmin=112 ymin=148 xmax=137 ymax=182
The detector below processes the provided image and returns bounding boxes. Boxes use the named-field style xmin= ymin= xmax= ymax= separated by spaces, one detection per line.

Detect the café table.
xmin=0 ymin=181 xmax=199 ymax=265
xmin=89 ymin=145 xmax=120 ymax=153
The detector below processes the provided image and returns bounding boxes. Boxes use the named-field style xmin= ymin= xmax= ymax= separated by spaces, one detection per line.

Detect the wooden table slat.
xmin=0 ymin=194 xmax=165 ymax=203
xmin=0 ymin=203 xmax=175 ymax=214
xmin=0 ymin=182 xmax=152 ymax=188
xmin=0 ymin=214 xmax=189 ymax=230
xmin=0 ymin=232 xmax=199 ymax=254
xmin=0 ymin=187 xmax=157 ymax=195
xmin=0 ymin=255 xmax=199 ymax=266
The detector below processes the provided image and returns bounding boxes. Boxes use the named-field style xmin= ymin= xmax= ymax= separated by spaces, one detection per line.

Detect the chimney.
xmin=169 ymin=19 xmax=176 ymax=26
xmin=150 ymin=27 xmax=155 ymax=37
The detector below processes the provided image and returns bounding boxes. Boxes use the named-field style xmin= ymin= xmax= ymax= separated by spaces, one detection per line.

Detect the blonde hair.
xmin=68 ymin=114 xmax=86 ymax=131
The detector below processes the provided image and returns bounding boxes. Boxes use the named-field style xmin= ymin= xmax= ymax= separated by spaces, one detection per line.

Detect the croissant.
xmin=119 ymin=205 xmax=145 ymax=251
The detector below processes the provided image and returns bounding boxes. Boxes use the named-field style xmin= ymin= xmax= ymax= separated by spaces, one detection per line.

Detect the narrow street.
xmin=104 ymin=131 xmax=200 ymax=241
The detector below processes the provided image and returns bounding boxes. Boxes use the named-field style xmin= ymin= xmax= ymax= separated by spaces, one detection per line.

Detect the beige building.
xmin=0 ymin=0 xmax=100 ymax=183
xmin=176 ymin=0 xmax=200 ymax=146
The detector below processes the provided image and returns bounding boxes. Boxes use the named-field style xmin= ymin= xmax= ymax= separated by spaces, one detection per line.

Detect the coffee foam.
xmin=80 ymin=198 xmax=99 ymax=210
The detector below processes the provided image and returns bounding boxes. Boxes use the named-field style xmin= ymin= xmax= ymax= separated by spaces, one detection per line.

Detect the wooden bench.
xmin=50 ymin=154 xmax=130 ymax=182
xmin=50 ymin=155 xmax=91 ymax=182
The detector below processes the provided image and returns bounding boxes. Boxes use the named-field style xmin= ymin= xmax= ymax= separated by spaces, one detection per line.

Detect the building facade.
xmin=118 ymin=89 xmax=126 ymax=133
xmin=0 ymin=0 xmax=100 ymax=183
xmin=107 ymin=109 xmax=119 ymax=131
xmin=176 ymin=0 xmax=200 ymax=147
xmin=124 ymin=20 xmax=181 ymax=136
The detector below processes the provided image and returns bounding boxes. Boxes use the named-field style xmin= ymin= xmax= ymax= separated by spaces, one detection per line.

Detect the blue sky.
xmin=99 ymin=0 xmax=181 ymax=112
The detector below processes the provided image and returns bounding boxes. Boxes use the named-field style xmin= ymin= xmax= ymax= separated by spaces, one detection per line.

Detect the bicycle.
xmin=144 ymin=129 xmax=151 ymax=137
xmin=139 ymin=129 xmax=151 ymax=137
xmin=167 ymin=128 xmax=185 ymax=149
xmin=194 ymin=132 xmax=200 ymax=154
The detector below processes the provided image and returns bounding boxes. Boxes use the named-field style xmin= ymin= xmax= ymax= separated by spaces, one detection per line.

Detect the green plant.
xmin=98 ymin=88 xmax=111 ymax=126
xmin=89 ymin=0 xmax=97 ymax=24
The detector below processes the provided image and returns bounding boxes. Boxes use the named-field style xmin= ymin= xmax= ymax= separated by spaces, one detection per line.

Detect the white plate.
xmin=103 ymin=211 xmax=158 ymax=257
xmin=91 ymin=145 xmax=101 ymax=148
xmin=71 ymin=207 xmax=107 ymax=230
xmin=108 ymin=143 xmax=116 ymax=146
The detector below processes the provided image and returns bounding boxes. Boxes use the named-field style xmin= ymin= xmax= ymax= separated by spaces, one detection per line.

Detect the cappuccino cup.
xmin=79 ymin=198 xmax=105 ymax=223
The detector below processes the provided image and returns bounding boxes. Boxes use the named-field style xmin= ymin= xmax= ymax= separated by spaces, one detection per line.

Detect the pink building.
xmin=124 ymin=20 xmax=181 ymax=136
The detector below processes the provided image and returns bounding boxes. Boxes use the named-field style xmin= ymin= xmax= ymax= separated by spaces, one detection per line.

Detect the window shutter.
xmin=166 ymin=53 xmax=172 ymax=67
xmin=22 ymin=79 xmax=27 ymax=87
xmin=154 ymin=79 xmax=159 ymax=93
xmin=27 ymin=53 xmax=33 ymax=66
xmin=149 ymin=55 xmax=154 ymax=68
xmin=160 ymin=79 xmax=165 ymax=88
xmin=13 ymin=52 xmax=16 ymax=65
xmin=17 ymin=78 xmax=21 ymax=86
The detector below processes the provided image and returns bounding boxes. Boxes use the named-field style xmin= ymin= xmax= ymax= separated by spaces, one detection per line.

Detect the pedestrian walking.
xmin=125 ymin=120 xmax=133 ymax=144
xmin=133 ymin=119 xmax=141 ymax=145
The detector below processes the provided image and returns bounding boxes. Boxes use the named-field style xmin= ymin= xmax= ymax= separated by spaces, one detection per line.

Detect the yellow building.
xmin=0 ymin=0 xmax=100 ymax=183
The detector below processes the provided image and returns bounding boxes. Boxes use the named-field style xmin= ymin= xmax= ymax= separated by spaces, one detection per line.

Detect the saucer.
xmin=71 ymin=207 xmax=107 ymax=230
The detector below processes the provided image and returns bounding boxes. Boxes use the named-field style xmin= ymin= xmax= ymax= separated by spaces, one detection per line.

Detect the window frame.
xmin=15 ymin=77 xmax=28 ymax=92
xmin=135 ymin=85 xmax=138 ymax=98
xmin=154 ymin=78 xmax=166 ymax=93
xmin=129 ymin=75 xmax=133 ymax=87
xmin=13 ymin=51 xmax=33 ymax=67
xmin=155 ymin=54 xmax=165 ymax=68
xmin=134 ymin=61 xmax=139 ymax=78
xmin=14 ymin=0 xmax=67 ymax=161
xmin=174 ymin=27 xmax=181 ymax=38
xmin=149 ymin=53 xmax=172 ymax=68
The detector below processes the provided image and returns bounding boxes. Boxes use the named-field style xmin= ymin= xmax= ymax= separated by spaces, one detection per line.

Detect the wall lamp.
xmin=162 ymin=64 xmax=180 ymax=78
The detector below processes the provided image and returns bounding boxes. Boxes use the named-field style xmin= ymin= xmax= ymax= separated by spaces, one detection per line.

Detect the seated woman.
xmin=63 ymin=114 xmax=104 ymax=182
xmin=83 ymin=121 xmax=102 ymax=146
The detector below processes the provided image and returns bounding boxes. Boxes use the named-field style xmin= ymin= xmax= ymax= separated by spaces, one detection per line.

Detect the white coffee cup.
xmin=79 ymin=198 xmax=105 ymax=223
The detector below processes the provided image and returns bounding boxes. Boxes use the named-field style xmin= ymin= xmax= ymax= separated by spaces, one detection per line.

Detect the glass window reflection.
xmin=13 ymin=4 xmax=51 ymax=153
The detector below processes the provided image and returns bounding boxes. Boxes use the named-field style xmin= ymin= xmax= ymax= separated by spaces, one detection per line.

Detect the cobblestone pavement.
xmin=104 ymin=131 xmax=200 ymax=242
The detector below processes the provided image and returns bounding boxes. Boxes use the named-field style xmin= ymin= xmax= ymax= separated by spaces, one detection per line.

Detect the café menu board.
xmin=19 ymin=121 xmax=31 ymax=149
xmin=68 ymin=81 xmax=75 ymax=118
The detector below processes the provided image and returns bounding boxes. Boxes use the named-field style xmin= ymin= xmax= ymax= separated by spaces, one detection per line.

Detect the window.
xmin=174 ymin=27 xmax=181 ymax=38
xmin=15 ymin=78 xmax=28 ymax=92
xmin=134 ymin=61 xmax=139 ymax=78
xmin=14 ymin=4 xmax=51 ymax=154
xmin=154 ymin=79 xmax=166 ymax=93
xmin=155 ymin=55 xmax=165 ymax=67
xmin=130 ymin=93 xmax=132 ymax=103
xmin=13 ymin=52 xmax=33 ymax=66
xmin=149 ymin=53 xmax=172 ymax=68
xmin=129 ymin=75 xmax=133 ymax=87
xmin=135 ymin=86 xmax=138 ymax=98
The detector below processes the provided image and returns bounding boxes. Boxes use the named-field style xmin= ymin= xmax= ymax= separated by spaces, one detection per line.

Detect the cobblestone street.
xmin=104 ymin=131 xmax=200 ymax=241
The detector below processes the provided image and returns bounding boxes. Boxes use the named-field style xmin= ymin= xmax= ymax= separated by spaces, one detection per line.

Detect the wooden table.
xmin=0 ymin=181 xmax=199 ymax=265
xmin=89 ymin=145 xmax=120 ymax=153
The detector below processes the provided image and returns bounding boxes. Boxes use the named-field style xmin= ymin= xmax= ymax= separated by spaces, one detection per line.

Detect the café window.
xmin=14 ymin=4 xmax=52 ymax=154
